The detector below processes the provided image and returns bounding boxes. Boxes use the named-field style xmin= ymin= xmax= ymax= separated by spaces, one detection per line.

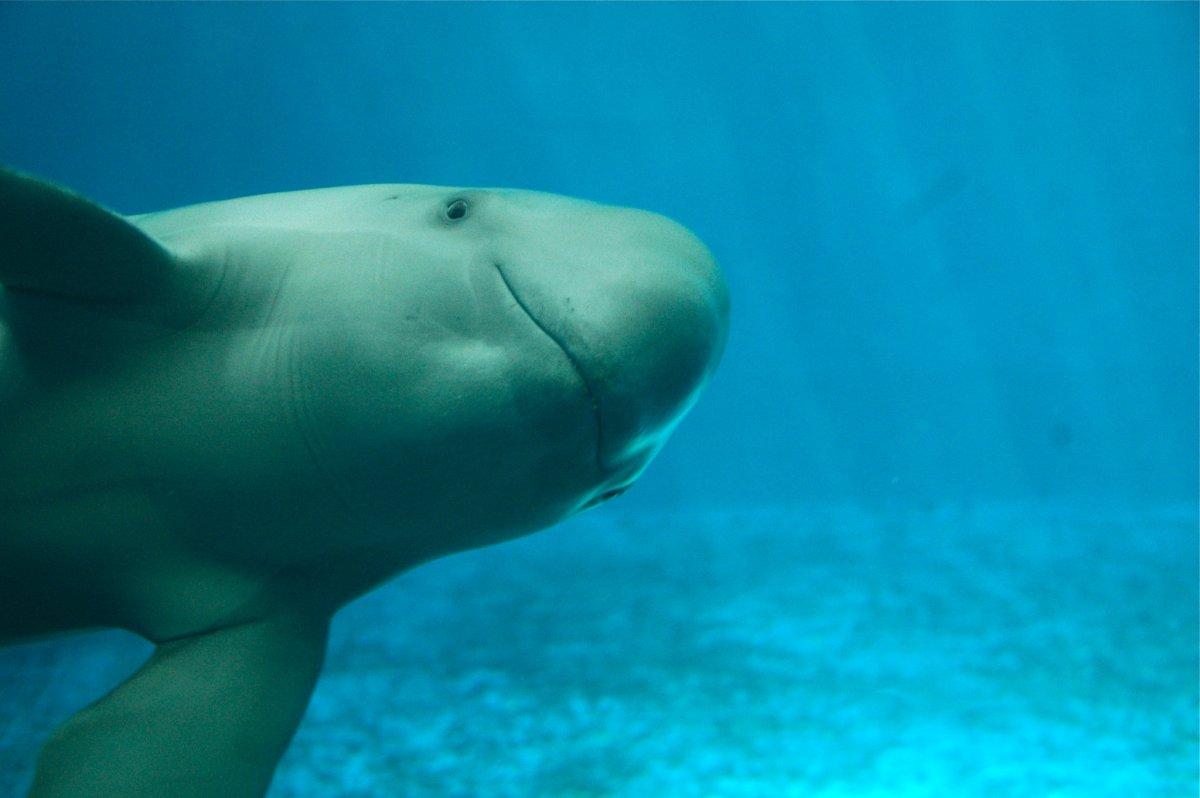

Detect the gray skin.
xmin=0 ymin=168 xmax=729 ymax=797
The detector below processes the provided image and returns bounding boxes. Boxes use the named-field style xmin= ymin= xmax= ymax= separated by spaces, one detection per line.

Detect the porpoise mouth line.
xmin=492 ymin=262 xmax=605 ymax=474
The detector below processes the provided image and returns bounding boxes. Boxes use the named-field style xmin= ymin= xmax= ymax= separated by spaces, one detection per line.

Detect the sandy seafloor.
xmin=1 ymin=503 xmax=1195 ymax=797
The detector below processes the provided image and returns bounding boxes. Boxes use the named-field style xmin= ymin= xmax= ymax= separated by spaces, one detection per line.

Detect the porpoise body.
xmin=0 ymin=169 xmax=728 ymax=796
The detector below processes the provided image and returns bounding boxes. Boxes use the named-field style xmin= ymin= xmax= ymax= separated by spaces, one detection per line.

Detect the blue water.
xmin=0 ymin=4 xmax=1196 ymax=796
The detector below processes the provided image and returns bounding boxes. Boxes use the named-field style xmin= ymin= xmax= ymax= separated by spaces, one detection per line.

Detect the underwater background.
xmin=0 ymin=3 xmax=1195 ymax=796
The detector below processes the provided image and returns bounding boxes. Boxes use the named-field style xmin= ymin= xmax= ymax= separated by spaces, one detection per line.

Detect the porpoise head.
xmin=142 ymin=185 xmax=729 ymax=561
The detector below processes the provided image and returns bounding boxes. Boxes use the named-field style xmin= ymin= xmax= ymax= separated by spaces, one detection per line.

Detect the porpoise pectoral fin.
xmin=28 ymin=614 xmax=329 ymax=798
xmin=0 ymin=166 xmax=176 ymax=302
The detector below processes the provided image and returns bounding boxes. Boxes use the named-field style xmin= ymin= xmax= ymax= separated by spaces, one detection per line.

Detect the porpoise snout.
xmin=583 ymin=217 xmax=728 ymax=475
xmin=497 ymin=202 xmax=729 ymax=483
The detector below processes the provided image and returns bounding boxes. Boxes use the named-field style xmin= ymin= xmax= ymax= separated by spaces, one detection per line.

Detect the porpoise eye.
xmin=598 ymin=486 xmax=628 ymax=502
xmin=582 ymin=485 xmax=631 ymax=510
xmin=443 ymin=198 xmax=469 ymax=222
